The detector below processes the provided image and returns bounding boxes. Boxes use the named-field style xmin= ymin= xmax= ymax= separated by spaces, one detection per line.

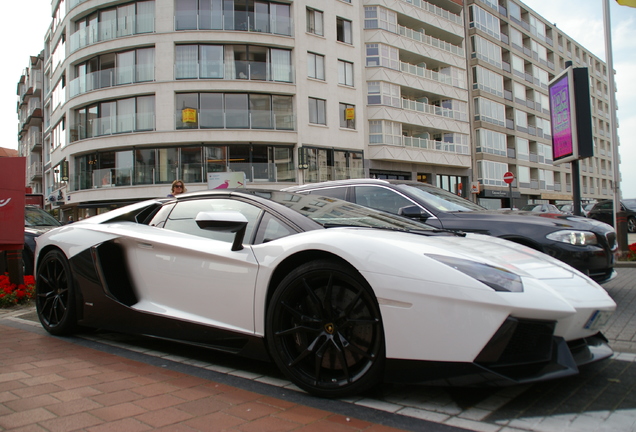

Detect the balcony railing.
xmin=400 ymin=0 xmax=463 ymax=25
xmin=401 ymin=99 xmax=468 ymax=121
xmin=399 ymin=61 xmax=460 ymax=87
xmin=398 ymin=25 xmax=464 ymax=57
xmin=370 ymin=134 xmax=469 ymax=155
xmin=175 ymin=112 xmax=295 ymax=131
xmin=175 ymin=60 xmax=294 ymax=83
xmin=70 ymin=14 xmax=155 ymax=53
xmin=28 ymin=162 xmax=42 ymax=180
xmin=71 ymin=162 xmax=296 ymax=191
xmin=70 ymin=65 xmax=155 ymax=97
xmin=71 ymin=113 xmax=155 ymax=142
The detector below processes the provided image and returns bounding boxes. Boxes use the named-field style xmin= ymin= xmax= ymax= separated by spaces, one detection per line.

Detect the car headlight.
xmin=426 ymin=254 xmax=523 ymax=293
xmin=546 ymin=230 xmax=598 ymax=246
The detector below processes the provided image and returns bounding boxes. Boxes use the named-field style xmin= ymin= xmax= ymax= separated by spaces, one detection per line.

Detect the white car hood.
xmin=451 ymin=232 xmax=581 ymax=280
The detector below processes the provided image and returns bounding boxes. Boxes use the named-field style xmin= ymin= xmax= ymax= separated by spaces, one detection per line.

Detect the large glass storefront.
xmin=72 ymin=143 xmax=295 ymax=191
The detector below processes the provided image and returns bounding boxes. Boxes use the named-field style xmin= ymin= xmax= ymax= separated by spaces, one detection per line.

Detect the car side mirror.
xmin=195 ymin=211 xmax=248 ymax=251
xmin=398 ymin=205 xmax=428 ymax=220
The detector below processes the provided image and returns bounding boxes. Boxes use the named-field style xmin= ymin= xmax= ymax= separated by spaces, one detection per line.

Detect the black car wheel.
xmin=36 ymin=249 xmax=78 ymax=335
xmin=266 ymin=260 xmax=385 ymax=398
xmin=628 ymin=216 xmax=636 ymax=234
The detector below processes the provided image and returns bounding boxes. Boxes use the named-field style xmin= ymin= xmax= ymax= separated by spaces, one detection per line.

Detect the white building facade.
xmin=31 ymin=0 xmax=470 ymax=215
xmin=20 ymin=0 xmax=617 ymax=216
xmin=466 ymin=0 xmax=618 ymax=208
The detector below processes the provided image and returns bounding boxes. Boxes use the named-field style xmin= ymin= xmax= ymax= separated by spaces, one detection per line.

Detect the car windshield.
xmin=521 ymin=205 xmax=542 ymax=211
xmin=624 ymin=199 xmax=636 ymax=211
xmin=395 ymin=183 xmax=486 ymax=212
xmin=25 ymin=207 xmax=61 ymax=227
xmin=254 ymin=191 xmax=437 ymax=231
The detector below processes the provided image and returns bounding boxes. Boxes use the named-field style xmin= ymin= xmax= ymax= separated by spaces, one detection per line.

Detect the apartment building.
xmin=466 ymin=0 xmax=617 ymax=209
xmin=19 ymin=0 xmax=617 ymax=216
xmin=17 ymin=0 xmax=469 ymax=216
xmin=17 ymin=54 xmax=45 ymax=196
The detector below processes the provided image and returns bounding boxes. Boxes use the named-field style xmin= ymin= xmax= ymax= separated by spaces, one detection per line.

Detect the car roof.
xmin=284 ymin=178 xmax=428 ymax=192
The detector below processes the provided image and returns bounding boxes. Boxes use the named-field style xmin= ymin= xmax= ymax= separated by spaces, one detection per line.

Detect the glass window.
xmin=176 ymin=93 xmax=199 ymax=129
xmin=339 ymin=103 xmax=355 ymax=129
xmin=309 ymin=97 xmax=326 ymax=125
xmin=474 ymin=97 xmax=505 ymax=126
xmin=206 ymin=146 xmax=227 ymax=172
xmin=181 ymin=147 xmax=203 ymax=183
xmin=175 ymin=0 xmax=197 ymax=29
xmin=336 ymin=17 xmax=352 ymax=44
xmin=475 ymin=128 xmax=506 ymax=156
xmin=250 ymin=94 xmax=273 ymax=129
xmin=157 ymin=148 xmax=178 ymax=184
xmin=164 ymin=198 xmax=261 ymax=243
xmin=477 ymin=160 xmax=509 ymax=186
xmin=471 ymin=35 xmax=502 ymax=68
xmin=254 ymin=212 xmax=296 ymax=243
xmin=472 ymin=66 xmax=503 ymax=97
xmin=353 ymin=186 xmax=414 ymax=215
xmin=134 ymin=148 xmax=156 ymax=185
xmin=225 ymin=94 xmax=249 ymax=128
xmin=307 ymin=52 xmax=325 ymax=80
xmin=306 ymin=7 xmax=323 ymax=36
xmin=136 ymin=47 xmax=155 ymax=82
xmin=338 ymin=60 xmax=354 ymax=86
xmin=200 ymin=93 xmax=224 ymax=128
xmin=200 ymin=45 xmax=224 ymax=78
xmin=469 ymin=5 xmax=500 ymax=39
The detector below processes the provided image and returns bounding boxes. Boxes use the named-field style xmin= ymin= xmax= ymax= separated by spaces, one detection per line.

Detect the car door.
xmin=128 ymin=198 xmax=263 ymax=334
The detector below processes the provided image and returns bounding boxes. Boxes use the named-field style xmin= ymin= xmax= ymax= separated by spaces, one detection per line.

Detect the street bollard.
xmin=616 ymin=210 xmax=629 ymax=259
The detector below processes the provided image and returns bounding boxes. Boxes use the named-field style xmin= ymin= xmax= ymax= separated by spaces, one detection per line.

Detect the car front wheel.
xmin=36 ymin=249 xmax=78 ymax=335
xmin=266 ymin=260 xmax=385 ymax=398
xmin=628 ymin=216 xmax=636 ymax=233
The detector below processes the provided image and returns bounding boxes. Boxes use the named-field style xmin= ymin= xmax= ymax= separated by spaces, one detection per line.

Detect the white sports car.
xmin=34 ymin=190 xmax=616 ymax=398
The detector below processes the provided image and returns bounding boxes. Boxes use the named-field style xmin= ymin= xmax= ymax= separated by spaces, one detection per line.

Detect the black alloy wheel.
xmin=266 ymin=260 xmax=385 ymax=398
xmin=35 ymin=249 xmax=78 ymax=335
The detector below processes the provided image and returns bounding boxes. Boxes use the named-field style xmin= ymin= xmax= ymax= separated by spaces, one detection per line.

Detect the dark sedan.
xmin=0 ymin=206 xmax=61 ymax=275
xmin=588 ymin=199 xmax=636 ymax=233
xmin=284 ymin=179 xmax=618 ymax=283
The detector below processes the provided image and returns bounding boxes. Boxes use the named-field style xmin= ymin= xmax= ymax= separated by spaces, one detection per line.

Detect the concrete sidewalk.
xmin=0 ymin=320 xmax=432 ymax=432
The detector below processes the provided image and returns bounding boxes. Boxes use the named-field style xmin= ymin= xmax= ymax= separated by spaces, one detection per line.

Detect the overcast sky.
xmin=3 ymin=1 xmax=634 ymax=198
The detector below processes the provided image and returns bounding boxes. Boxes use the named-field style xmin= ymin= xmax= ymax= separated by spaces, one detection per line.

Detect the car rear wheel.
xmin=36 ymin=249 xmax=78 ymax=335
xmin=266 ymin=260 xmax=385 ymax=398
xmin=628 ymin=216 xmax=636 ymax=233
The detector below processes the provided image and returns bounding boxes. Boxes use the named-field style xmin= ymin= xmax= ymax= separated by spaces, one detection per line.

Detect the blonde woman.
xmin=167 ymin=180 xmax=187 ymax=197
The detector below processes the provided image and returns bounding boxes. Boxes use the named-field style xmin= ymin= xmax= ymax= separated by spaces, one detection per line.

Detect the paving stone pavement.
xmin=1 ymin=263 xmax=636 ymax=432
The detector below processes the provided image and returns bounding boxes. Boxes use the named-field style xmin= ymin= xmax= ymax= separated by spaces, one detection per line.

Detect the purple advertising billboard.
xmin=548 ymin=68 xmax=579 ymax=164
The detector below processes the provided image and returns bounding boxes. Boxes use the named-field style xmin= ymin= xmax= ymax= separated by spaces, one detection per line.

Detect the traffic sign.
xmin=503 ymin=172 xmax=515 ymax=184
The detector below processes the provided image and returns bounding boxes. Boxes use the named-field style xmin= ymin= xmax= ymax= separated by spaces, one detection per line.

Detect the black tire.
xmin=35 ymin=249 xmax=78 ymax=335
xmin=266 ymin=259 xmax=385 ymax=398
xmin=628 ymin=216 xmax=636 ymax=234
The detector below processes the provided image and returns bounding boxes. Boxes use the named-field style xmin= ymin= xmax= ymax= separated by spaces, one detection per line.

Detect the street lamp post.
xmin=603 ymin=0 xmax=628 ymax=255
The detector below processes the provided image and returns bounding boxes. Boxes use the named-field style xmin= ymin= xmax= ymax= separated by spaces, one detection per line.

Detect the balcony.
xmin=401 ymin=99 xmax=468 ymax=122
xmin=28 ymin=162 xmax=42 ymax=180
xmin=399 ymin=0 xmax=463 ymax=25
xmin=398 ymin=25 xmax=464 ymax=57
xmin=371 ymin=135 xmax=469 ymax=156
xmin=28 ymin=132 xmax=42 ymax=152
xmin=70 ymin=65 xmax=155 ymax=97
xmin=70 ymin=14 xmax=155 ymax=53
xmin=399 ymin=62 xmax=455 ymax=87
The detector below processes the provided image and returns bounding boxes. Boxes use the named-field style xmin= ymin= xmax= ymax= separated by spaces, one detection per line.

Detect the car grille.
xmin=476 ymin=317 xmax=556 ymax=366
